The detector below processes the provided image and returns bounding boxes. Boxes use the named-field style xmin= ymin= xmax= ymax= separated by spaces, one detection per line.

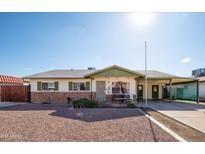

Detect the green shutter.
xmin=69 ymin=82 xmax=73 ymax=91
xmin=86 ymin=82 xmax=90 ymax=90
xmin=55 ymin=82 xmax=59 ymax=91
xmin=37 ymin=82 xmax=42 ymax=91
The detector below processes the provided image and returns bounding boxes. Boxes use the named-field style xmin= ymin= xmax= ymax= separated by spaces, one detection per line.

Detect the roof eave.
xmin=23 ymin=76 xmax=85 ymax=79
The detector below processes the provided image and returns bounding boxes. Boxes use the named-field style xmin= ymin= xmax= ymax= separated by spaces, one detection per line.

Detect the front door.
xmin=152 ymin=85 xmax=159 ymax=99
xmin=96 ymin=81 xmax=106 ymax=102
xmin=137 ymin=85 xmax=143 ymax=100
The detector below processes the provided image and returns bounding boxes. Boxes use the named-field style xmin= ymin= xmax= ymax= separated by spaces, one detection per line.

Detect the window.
xmin=48 ymin=83 xmax=55 ymax=90
xmin=73 ymin=82 xmax=80 ymax=91
xmin=69 ymin=82 xmax=90 ymax=91
xmin=37 ymin=82 xmax=58 ymax=91
xmin=42 ymin=82 xmax=55 ymax=90
xmin=42 ymin=82 xmax=49 ymax=90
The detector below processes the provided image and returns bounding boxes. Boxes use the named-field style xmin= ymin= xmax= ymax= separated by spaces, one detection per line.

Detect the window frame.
xmin=68 ymin=81 xmax=90 ymax=92
xmin=41 ymin=82 xmax=56 ymax=91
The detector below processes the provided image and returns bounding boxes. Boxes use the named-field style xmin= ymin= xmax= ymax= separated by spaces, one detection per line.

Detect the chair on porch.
xmin=112 ymin=93 xmax=134 ymax=104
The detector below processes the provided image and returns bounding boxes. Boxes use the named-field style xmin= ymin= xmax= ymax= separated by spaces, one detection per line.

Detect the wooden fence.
xmin=0 ymin=85 xmax=30 ymax=102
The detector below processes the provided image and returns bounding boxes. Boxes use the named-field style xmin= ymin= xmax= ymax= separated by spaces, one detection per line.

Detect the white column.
xmin=169 ymin=79 xmax=172 ymax=102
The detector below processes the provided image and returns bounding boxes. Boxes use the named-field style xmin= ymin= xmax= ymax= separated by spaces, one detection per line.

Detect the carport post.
xmin=196 ymin=80 xmax=199 ymax=104
xmin=90 ymin=78 xmax=93 ymax=100
xmin=169 ymin=79 xmax=172 ymax=102
xmin=135 ymin=78 xmax=139 ymax=103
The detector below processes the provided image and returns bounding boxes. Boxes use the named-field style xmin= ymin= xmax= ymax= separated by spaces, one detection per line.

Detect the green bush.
xmin=127 ymin=102 xmax=136 ymax=108
xmin=72 ymin=98 xmax=98 ymax=108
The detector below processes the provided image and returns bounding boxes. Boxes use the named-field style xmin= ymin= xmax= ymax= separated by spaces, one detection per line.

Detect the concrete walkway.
xmin=139 ymin=101 xmax=205 ymax=133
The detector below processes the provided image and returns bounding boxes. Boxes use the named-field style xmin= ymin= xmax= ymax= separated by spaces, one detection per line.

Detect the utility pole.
xmin=145 ymin=41 xmax=148 ymax=106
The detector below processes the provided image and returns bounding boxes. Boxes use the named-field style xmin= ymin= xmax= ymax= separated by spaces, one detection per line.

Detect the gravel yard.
xmin=0 ymin=103 xmax=177 ymax=141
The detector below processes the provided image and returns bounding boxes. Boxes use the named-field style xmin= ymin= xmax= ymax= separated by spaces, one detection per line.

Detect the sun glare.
xmin=130 ymin=13 xmax=157 ymax=29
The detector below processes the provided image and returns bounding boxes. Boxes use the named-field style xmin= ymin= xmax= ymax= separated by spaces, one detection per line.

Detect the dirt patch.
xmin=142 ymin=107 xmax=205 ymax=142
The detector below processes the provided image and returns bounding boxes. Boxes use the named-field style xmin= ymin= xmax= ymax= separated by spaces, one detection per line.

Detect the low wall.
xmin=31 ymin=92 xmax=96 ymax=103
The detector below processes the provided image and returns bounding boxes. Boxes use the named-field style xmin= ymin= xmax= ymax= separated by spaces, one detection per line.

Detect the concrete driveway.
xmin=139 ymin=101 xmax=205 ymax=133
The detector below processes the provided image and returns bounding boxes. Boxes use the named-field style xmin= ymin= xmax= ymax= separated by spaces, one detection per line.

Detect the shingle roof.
xmin=24 ymin=69 xmax=96 ymax=79
xmin=24 ymin=69 xmax=177 ymax=79
xmin=135 ymin=70 xmax=177 ymax=78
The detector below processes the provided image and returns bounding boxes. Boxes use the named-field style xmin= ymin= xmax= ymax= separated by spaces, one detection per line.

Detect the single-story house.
xmin=197 ymin=76 xmax=205 ymax=101
xmin=24 ymin=65 xmax=198 ymax=103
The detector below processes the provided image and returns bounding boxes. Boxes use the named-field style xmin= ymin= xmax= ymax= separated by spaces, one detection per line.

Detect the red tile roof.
xmin=0 ymin=75 xmax=23 ymax=84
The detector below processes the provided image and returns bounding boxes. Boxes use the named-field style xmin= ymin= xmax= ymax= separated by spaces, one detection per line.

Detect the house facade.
xmin=197 ymin=76 xmax=205 ymax=101
xmin=24 ymin=65 xmax=197 ymax=103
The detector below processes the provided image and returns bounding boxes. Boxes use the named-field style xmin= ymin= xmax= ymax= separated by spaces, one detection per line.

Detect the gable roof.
xmin=84 ymin=65 xmax=145 ymax=78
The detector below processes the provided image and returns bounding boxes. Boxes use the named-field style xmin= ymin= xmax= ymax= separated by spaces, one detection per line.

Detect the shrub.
xmin=41 ymin=101 xmax=51 ymax=104
xmin=72 ymin=98 xmax=98 ymax=108
xmin=127 ymin=102 xmax=136 ymax=108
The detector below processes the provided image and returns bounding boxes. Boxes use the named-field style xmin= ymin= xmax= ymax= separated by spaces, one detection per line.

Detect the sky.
xmin=0 ymin=12 xmax=204 ymax=77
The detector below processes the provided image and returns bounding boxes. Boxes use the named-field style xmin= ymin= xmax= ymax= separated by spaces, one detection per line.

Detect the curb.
xmin=137 ymin=108 xmax=187 ymax=142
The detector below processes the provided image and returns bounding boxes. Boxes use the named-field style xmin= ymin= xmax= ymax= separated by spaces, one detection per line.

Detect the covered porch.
xmin=85 ymin=65 xmax=144 ymax=102
xmin=85 ymin=65 xmax=199 ymax=103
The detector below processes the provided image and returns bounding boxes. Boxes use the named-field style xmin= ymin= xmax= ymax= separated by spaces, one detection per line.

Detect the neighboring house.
xmin=0 ymin=75 xmax=29 ymax=103
xmin=192 ymin=68 xmax=205 ymax=77
xmin=192 ymin=68 xmax=205 ymax=101
xmin=0 ymin=75 xmax=24 ymax=85
xmin=197 ymin=76 xmax=205 ymax=101
xmin=24 ymin=65 xmax=197 ymax=103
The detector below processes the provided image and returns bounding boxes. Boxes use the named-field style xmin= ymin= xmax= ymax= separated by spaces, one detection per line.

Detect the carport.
xmin=163 ymin=77 xmax=199 ymax=103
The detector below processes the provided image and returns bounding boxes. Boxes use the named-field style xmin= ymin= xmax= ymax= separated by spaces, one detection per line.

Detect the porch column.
xmin=90 ymin=78 xmax=93 ymax=100
xmin=169 ymin=79 xmax=172 ymax=102
xmin=196 ymin=80 xmax=199 ymax=104
xmin=135 ymin=78 xmax=139 ymax=103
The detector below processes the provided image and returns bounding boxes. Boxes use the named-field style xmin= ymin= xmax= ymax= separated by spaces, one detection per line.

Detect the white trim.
xmin=137 ymin=108 xmax=187 ymax=142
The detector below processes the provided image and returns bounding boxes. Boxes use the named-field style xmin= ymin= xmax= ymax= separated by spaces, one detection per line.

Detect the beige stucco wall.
xmin=92 ymin=77 xmax=136 ymax=96
xmin=137 ymin=79 xmax=170 ymax=99
xmin=29 ymin=78 xmax=170 ymax=99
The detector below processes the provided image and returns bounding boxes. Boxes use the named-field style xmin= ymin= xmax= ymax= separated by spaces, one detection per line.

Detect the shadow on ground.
xmin=0 ymin=103 xmax=143 ymax=122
